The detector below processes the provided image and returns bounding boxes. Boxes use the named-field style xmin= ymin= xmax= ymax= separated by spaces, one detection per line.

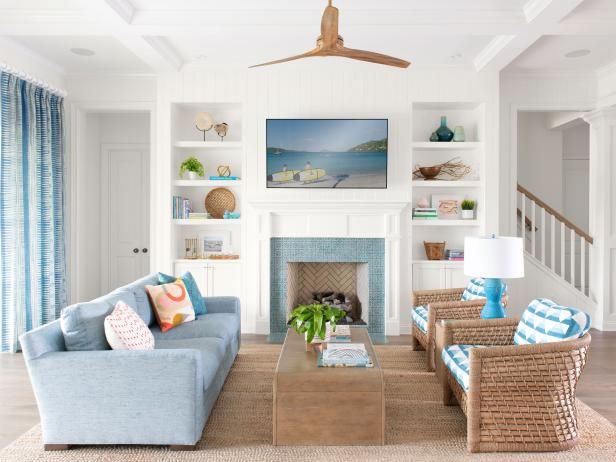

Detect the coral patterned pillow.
xmin=146 ymin=280 xmax=196 ymax=332
xmin=104 ymin=301 xmax=155 ymax=350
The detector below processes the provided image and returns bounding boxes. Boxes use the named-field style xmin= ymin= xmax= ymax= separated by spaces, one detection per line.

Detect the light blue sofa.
xmin=19 ymin=273 xmax=241 ymax=450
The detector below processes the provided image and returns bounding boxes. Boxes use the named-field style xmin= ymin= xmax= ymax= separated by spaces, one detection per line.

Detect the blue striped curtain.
xmin=0 ymin=71 xmax=67 ymax=352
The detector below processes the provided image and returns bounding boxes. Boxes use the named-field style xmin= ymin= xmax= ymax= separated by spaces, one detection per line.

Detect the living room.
xmin=1 ymin=0 xmax=616 ymax=460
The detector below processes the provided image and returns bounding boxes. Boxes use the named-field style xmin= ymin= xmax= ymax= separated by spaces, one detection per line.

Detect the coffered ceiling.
xmin=0 ymin=0 xmax=615 ymax=75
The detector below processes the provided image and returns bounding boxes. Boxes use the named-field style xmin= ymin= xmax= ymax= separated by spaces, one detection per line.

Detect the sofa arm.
xmin=204 ymin=296 xmax=240 ymax=315
xmin=26 ymin=348 xmax=204 ymax=445
xmin=412 ymin=288 xmax=465 ymax=306
xmin=436 ymin=317 xmax=518 ymax=350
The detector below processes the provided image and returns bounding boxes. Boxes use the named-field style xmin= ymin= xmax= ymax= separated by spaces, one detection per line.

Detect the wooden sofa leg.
xmin=410 ymin=332 xmax=419 ymax=351
xmin=169 ymin=444 xmax=197 ymax=451
xmin=44 ymin=444 xmax=70 ymax=451
xmin=426 ymin=345 xmax=435 ymax=372
xmin=443 ymin=381 xmax=456 ymax=406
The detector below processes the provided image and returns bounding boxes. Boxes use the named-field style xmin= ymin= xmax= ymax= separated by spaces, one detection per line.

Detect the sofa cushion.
xmin=411 ymin=306 xmax=428 ymax=333
xmin=61 ymin=290 xmax=137 ymax=351
xmin=513 ymin=298 xmax=591 ymax=346
xmin=151 ymin=313 xmax=240 ymax=345
xmin=146 ymin=281 xmax=196 ymax=333
xmin=112 ymin=273 xmax=160 ymax=326
xmin=442 ymin=344 xmax=487 ymax=391
xmin=460 ymin=278 xmax=507 ymax=301
xmin=158 ymin=271 xmax=207 ymax=315
xmin=104 ymin=301 xmax=155 ymax=350
xmin=155 ymin=337 xmax=225 ymax=391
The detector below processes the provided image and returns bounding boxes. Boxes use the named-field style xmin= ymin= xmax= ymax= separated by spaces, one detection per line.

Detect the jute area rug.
xmin=1 ymin=344 xmax=615 ymax=462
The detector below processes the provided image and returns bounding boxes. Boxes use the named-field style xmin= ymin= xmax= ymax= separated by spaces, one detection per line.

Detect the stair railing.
xmin=517 ymin=184 xmax=592 ymax=296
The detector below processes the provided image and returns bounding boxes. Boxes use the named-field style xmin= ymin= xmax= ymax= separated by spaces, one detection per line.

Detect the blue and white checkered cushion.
xmin=513 ymin=298 xmax=591 ymax=345
xmin=460 ymin=277 xmax=508 ymax=301
xmin=411 ymin=305 xmax=428 ymax=333
xmin=441 ymin=344 xmax=488 ymax=391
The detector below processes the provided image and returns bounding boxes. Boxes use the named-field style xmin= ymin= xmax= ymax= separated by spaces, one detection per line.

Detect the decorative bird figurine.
xmin=214 ymin=122 xmax=228 ymax=141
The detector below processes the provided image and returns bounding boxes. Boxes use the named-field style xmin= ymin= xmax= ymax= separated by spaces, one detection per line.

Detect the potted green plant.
xmin=288 ymin=303 xmax=346 ymax=351
xmin=461 ymin=199 xmax=476 ymax=220
xmin=179 ymin=156 xmax=205 ymax=180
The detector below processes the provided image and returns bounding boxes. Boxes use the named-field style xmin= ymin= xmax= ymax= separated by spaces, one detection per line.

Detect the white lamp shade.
xmin=464 ymin=236 xmax=524 ymax=279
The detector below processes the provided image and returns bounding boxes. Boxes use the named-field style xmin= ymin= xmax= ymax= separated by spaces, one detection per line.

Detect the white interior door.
xmin=101 ymin=144 xmax=149 ymax=292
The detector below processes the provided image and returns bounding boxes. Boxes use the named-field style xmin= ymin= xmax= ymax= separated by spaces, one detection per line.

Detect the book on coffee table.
xmin=318 ymin=343 xmax=373 ymax=368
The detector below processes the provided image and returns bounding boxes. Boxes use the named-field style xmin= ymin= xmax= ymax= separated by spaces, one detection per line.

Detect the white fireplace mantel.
xmin=249 ymin=200 xmax=406 ymax=336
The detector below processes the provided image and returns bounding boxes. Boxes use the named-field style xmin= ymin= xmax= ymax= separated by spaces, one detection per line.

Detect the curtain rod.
xmin=0 ymin=62 xmax=68 ymax=98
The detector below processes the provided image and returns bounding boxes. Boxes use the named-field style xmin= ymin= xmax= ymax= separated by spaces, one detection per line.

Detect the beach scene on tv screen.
xmin=266 ymin=119 xmax=387 ymax=188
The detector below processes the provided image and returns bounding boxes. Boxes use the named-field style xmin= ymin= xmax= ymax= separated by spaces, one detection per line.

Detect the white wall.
xmin=75 ymin=112 xmax=150 ymax=302
xmin=562 ymin=123 xmax=590 ymax=233
xmin=154 ymin=65 xmax=500 ymax=334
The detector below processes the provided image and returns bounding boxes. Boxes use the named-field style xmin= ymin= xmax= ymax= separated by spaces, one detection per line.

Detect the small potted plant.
xmin=179 ymin=156 xmax=205 ymax=180
xmin=288 ymin=303 xmax=346 ymax=351
xmin=461 ymin=199 xmax=476 ymax=220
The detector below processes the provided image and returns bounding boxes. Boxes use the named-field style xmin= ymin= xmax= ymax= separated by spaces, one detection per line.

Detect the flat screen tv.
xmin=266 ymin=119 xmax=387 ymax=189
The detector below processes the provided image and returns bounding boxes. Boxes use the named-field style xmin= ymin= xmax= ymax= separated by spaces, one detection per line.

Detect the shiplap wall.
xmin=154 ymin=64 xmax=499 ymax=333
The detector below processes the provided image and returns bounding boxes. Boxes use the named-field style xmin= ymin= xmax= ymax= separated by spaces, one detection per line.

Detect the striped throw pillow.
xmin=460 ymin=278 xmax=507 ymax=301
xmin=513 ymin=298 xmax=591 ymax=345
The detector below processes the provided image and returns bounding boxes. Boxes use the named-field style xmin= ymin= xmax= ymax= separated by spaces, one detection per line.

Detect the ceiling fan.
xmin=250 ymin=0 xmax=410 ymax=69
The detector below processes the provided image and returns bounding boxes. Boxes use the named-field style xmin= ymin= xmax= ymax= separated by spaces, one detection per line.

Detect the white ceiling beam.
xmin=473 ymin=0 xmax=584 ymax=72
xmin=98 ymin=0 xmax=182 ymax=72
xmin=545 ymin=111 xmax=588 ymax=130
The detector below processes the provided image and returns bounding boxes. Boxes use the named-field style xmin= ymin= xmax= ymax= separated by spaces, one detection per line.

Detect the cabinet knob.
xmin=142 ymin=248 xmax=148 ymax=253
xmin=133 ymin=248 xmax=139 ymax=254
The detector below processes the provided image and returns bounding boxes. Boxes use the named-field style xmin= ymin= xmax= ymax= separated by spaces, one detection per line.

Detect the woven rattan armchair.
xmin=435 ymin=318 xmax=591 ymax=453
xmin=411 ymin=287 xmax=507 ymax=372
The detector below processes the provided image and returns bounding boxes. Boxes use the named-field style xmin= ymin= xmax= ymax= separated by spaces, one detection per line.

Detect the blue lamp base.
xmin=480 ymin=277 xmax=506 ymax=319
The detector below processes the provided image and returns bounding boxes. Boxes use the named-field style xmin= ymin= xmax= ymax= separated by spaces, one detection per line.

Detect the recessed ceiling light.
xmin=564 ymin=49 xmax=590 ymax=58
xmin=70 ymin=48 xmax=95 ymax=57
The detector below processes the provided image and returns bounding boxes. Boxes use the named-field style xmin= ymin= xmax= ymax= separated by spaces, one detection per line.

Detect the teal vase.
xmin=436 ymin=116 xmax=454 ymax=142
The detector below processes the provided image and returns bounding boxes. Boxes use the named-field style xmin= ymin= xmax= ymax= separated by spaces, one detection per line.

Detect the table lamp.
xmin=464 ymin=235 xmax=524 ymax=318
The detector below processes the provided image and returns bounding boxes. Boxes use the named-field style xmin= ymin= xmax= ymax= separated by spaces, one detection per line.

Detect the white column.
xmin=583 ymin=108 xmax=616 ymax=330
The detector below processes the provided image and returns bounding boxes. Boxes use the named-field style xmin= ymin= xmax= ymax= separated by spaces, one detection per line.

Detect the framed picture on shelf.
xmin=431 ymin=194 xmax=464 ymax=219
xmin=198 ymin=231 xmax=231 ymax=256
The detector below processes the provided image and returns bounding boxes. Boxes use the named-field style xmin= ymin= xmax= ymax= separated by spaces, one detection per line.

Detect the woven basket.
xmin=205 ymin=188 xmax=236 ymax=219
xmin=424 ymin=241 xmax=445 ymax=260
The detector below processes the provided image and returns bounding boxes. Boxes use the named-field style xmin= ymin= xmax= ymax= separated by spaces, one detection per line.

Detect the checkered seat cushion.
xmin=411 ymin=305 xmax=428 ymax=333
xmin=513 ymin=298 xmax=591 ymax=345
xmin=460 ymin=277 xmax=508 ymax=301
xmin=441 ymin=344 xmax=488 ymax=391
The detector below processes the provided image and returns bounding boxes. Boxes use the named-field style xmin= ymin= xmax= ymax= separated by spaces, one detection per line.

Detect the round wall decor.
xmin=205 ymin=188 xmax=236 ymax=219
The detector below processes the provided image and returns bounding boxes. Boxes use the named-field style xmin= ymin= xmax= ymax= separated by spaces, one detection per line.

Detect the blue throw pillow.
xmin=158 ymin=271 xmax=207 ymax=315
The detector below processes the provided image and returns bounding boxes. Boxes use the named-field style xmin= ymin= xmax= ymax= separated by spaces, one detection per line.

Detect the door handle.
xmin=133 ymin=248 xmax=139 ymax=253
xmin=142 ymin=248 xmax=148 ymax=253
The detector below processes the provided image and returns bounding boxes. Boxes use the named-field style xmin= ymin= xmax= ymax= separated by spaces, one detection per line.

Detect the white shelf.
xmin=412 ymin=219 xmax=480 ymax=227
xmin=174 ymin=258 xmax=242 ymax=264
xmin=173 ymin=219 xmax=242 ymax=225
xmin=412 ymin=142 xmax=483 ymax=150
xmin=412 ymin=259 xmax=464 ymax=266
xmin=174 ymin=141 xmax=242 ymax=149
xmin=174 ymin=180 xmax=242 ymax=187
xmin=412 ymin=180 xmax=481 ymax=188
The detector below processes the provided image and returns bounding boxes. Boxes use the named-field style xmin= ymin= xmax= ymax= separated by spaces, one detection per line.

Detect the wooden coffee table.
xmin=273 ymin=328 xmax=384 ymax=445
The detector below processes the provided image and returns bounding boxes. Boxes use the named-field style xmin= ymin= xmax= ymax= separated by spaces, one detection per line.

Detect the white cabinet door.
xmin=174 ymin=263 xmax=209 ymax=295
xmin=412 ymin=265 xmax=445 ymax=290
xmin=209 ymin=263 xmax=242 ymax=298
xmin=447 ymin=267 xmax=470 ymax=289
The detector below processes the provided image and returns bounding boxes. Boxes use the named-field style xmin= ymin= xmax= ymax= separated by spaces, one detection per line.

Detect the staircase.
xmin=516 ymin=184 xmax=594 ymax=309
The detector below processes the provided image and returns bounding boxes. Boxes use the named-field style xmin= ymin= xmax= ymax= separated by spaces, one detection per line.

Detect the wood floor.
xmin=1 ymin=330 xmax=614 ymax=450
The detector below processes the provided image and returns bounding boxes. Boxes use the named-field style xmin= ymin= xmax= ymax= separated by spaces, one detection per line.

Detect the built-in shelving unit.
xmin=170 ymin=101 xmax=245 ymax=302
xmin=410 ymin=101 xmax=487 ymax=289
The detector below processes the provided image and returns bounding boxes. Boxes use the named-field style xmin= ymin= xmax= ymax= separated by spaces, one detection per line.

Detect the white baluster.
xmin=570 ymin=229 xmax=576 ymax=287
xmin=531 ymin=201 xmax=536 ymax=258
xmin=521 ymin=193 xmax=526 ymax=247
xmin=550 ymin=214 xmax=556 ymax=271
xmin=560 ymin=222 xmax=565 ymax=279
xmin=541 ymin=208 xmax=546 ymax=264
xmin=581 ymin=238 xmax=586 ymax=296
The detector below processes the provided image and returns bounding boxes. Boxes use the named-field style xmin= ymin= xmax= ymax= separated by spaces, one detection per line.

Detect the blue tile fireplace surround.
xmin=270 ymin=237 xmax=385 ymax=335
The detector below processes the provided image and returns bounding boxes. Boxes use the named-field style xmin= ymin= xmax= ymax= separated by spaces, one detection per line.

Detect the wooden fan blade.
xmin=320 ymin=3 xmax=339 ymax=49
xmin=249 ymin=48 xmax=320 ymax=68
xmin=331 ymin=46 xmax=410 ymax=68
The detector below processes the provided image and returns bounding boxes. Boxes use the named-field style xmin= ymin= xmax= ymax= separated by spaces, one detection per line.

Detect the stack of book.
xmin=445 ymin=249 xmax=464 ymax=261
xmin=209 ymin=175 xmax=240 ymax=181
xmin=172 ymin=196 xmax=191 ymax=219
xmin=326 ymin=324 xmax=351 ymax=343
xmin=188 ymin=212 xmax=210 ymax=220
xmin=412 ymin=208 xmax=438 ymax=220
xmin=319 ymin=343 xmax=373 ymax=368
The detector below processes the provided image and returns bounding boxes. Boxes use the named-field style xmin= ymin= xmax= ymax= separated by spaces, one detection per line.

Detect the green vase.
xmin=436 ymin=116 xmax=454 ymax=142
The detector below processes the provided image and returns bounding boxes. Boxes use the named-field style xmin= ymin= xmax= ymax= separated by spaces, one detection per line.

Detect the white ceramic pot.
xmin=185 ymin=171 xmax=199 ymax=180
xmin=461 ymin=210 xmax=474 ymax=220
